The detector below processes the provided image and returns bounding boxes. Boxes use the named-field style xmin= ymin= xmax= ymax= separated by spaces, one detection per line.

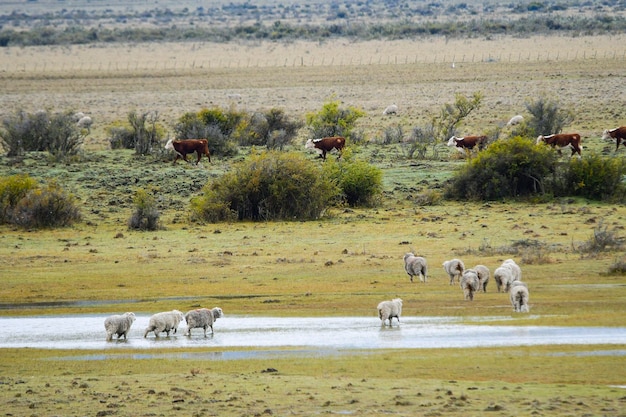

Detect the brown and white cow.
xmin=305 ymin=136 xmax=346 ymax=160
xmin=536 ymin=133 xmax=582 ymax=157
xmin=165 ymin=139 xmax=211 ymax=165
xmin=602 ymin=126 xmax=626 ymax=152
xmin=447 ymin=135 xmax=488 ymax=156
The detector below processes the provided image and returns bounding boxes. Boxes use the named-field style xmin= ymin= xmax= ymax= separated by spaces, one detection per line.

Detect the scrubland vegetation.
xmin=1 ymin=1 xmax=626 ymax=415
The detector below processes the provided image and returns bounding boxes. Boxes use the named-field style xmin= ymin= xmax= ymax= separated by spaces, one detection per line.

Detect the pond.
xmin=2 ymin=314 xmax=626 ymax=356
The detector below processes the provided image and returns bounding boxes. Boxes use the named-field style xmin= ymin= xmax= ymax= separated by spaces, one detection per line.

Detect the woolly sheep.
xmin=474 ymin=264 xmax=490 ymax=292
xmin=510 ymin=282 xmax=530 ymax=312
xmin=502 ymin=259 xmax=522 ymax=281
xmin=185 ymin=307 xmax=223 ymax=336
xmin=377 ymin=298 xmax=402 ymax=326
xmin=382 ymin=104 xmax=398 ymax=115
xmin=460 ymin=269 xmax=480 ymax=301
xmin=144 ymin=310 xmax=184 ymax=338
xmin=493 ymin=265 xmax=514 ymax=293
xmin=77 ymin=115 xmax=93 ymax=129
xmin=443 ymin=258 xmax=465 ymax=285
xmin=104 ymin=312 xmax=136 ymax=341
xmin=506 ymin=115 xmax=524 ymax=126
xmin=404 ymin=253 xmax=428 ymax=283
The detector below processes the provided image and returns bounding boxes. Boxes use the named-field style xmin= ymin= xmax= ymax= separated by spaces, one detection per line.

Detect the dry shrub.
xmin=10 ymin=181 xmax=81 ymax=228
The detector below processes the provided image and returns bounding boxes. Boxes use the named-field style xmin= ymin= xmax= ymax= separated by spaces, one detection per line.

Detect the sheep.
xmin=72 ymin=112 xmax=85 ymax=122
xmin=377 ymin=298 xmax=402 ymax=326
xmin=460 ymin=269 xmax=480 ymax=301
xmin=403 ymin=253 xmax=428 ymax=283
xmin=474 ymin=264 xmax=490 ymax=292
xmin=143 ymin=310 xmax=184 ymax=338
xmin=184 ymin=307 xmax=223 ymax=336
xmin=442 ymin=258 xmax=465 ymax=285
xmin=510 ymin=282 xmax=530 ymax=312
xmin=104 ymin=312 xmax=136 ymax=341
xmin=77 ymin=115 xmax=93 ymax=130
xmin=382 ymin=104 xmax=398 ymax=115
xmin=494 ymin=265 xmax=519 ymax=293
xmin=502 ymin=259 xmax=522 ymax=282
xmin=506 ymin=115 xmax=524 ymax=126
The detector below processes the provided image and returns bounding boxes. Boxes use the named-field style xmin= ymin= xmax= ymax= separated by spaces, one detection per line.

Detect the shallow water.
xmin=2 ymin=315 xmax=626 ymax=354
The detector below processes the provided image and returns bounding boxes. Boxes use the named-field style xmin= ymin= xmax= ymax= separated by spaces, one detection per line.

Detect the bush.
xmin=128 ymin=189 xmax=160 ymax=231
xmin=0 ymin=174 xmax=38 ymax=224
xmin=128 ymin=111 xmax=165 ymax=156
xmin=174 ymin=107 xmax=241 ymax=157
xmin=1 ymin=109 xmax=85 ymax=159
xmin=558 ymin=152 xmax=626 ymax=201
xmin=445 ymin=137 xmax=558 ymax=200
xmin=323 ymin=157 xmax=383 ymax=207
xmin=10 ymin=181 xmax=81 ymax=228
xmin=524 ymin=97 xmax=574 ymax=138
xmin=107 ymin=121 xmax=135 ymax=149
xmin=191 ymin=151 xmax=338 ymax=222
xmin=305 ymin=97 xmax=365 ymax=140
xmin=235 ymin=108 xmax=303 ymax=149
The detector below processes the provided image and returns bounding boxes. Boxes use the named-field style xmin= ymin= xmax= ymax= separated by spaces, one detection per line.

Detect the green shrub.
xmin=107 ymin=121 xmax=135 ymax=149
xmin=445 ymin=137 xmax=558 ymax=200
xmin=524 ymin=97 xmax=574 ymax=138
xmin=128 ymin=189 xmax=161 ymax=231
xmin=191 ymin=151 xmax=338 ymax=222
xmin=305 ymin=97 xmax=365 ymax=140
xmin=0 ymin=174 xmax=38 ymax=224
xmin=559 ymin=152 xmax=626 ymax=201
xmin=173 ymin=107 xmax=241 ymax=157
xmin=1 ymin=110 xmax=85 ymax=159
xmin=10 ymin=181 xmax=81 ymax=228
xmin=127 ymin=111 xmax=164 ymax=156
xmin=323 ymin=157 xmax=383 ymax=207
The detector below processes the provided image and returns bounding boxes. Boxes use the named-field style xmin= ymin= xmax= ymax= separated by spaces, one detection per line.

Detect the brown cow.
xmin=536 ymin=133 xmax=582 ymax=157
xmin=602 ymin=126 xmax=626 ymax=152
xmin=165 ymin=139 xmax=211 ymax=164
xmin=447 ymin=135 xmax=488 ymax=156
xmin=305 ymin=136 xmax=345 ymax=160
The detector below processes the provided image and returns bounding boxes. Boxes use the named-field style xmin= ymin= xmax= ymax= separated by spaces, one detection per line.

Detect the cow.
xmin=602 ymin=126 xmax=626 ymax=152
xmin=446 ymin=135 xmax=488 ymax=156
xmin=165 ymin=138 xmax=211 ymax=165
xmin=305 ymin=136 xmax=345 ymax=160
xmin=536 ymin=133 xmax=582 ymax=157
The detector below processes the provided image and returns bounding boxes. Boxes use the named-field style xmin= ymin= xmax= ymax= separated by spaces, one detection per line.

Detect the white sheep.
xmin=510 ymin=282 xmax=530 ymax=312
xmin=506 ymin=115 xmax=524 ymax=126
xmin=502 ymin=259 xmax=522 ymax=281
xmin=377 ymin=298 xmax=402 ymax=326
xmin=184 ymin=307 xmax=223 ymax=336
xmin=77 ymin=116 xmax=93 ymax=130
xmin=474 ymin=264 xmax=490 ymax=292
xmin=72 ymin=112 xmax=85 ymax=122
xmin=443 ymin=258 xmax=465 ymax=285
xmin=104 ymin=312 xmax=136 ymax=341
xmin=403 ymin=253 xmax=428 ymax=283
xmin=460 ymin=269 xmax=480 ymax=301
xmin=143 ymin=310 xmax=184 ymax=338
xmin=382 ymin=104 xmax=398 ymax=115
xmin=494 ymin=265 xmax=519 ymax=293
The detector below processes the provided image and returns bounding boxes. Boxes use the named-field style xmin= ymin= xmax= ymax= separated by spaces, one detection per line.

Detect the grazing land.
xmin=1 ymin=31 xmax=626 ymax=417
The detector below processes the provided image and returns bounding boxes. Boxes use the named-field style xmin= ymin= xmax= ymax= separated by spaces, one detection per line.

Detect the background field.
xmin=1 ymin=13 xmax=626 ymax=416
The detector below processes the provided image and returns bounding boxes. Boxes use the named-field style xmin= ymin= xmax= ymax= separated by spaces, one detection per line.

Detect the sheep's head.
xmin=212 ymin=307 xmax=223 ymax=319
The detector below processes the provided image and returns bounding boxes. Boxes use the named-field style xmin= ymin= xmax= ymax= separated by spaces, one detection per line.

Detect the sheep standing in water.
xmin=144 ymin=310 xmax=184 ymax=338
xmin=460 ymin=269 xmax=480 ymax=301
xmin=510 ymin=281 xmax=530 ymax=312
xmin=443 ymin=258 xmax=465 ymax=285
xmin=185 ymin=307 xmax=223 ymax=336
xmin=377 ymin=298 xmax=403 ymax=326
xmin=104 ymin=312 xmax=136 ymax=341
xmin=404 ymin=253 xmax=428 ymax=283
xmin=474 ymin=264 xmax=490 ymax=292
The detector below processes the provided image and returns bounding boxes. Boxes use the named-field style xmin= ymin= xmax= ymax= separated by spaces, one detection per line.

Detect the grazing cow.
xmin=305 ymin=136 xmax=346 ymax=160
xmin=447 ymin=135 xmax=488 ymax=156
xmin=536 ymin=133 xmax=582 ymax=157
xmin=165 ymin=138 xmax=211 ymax=165
xmin=602 ymin=126 xmax=626 ymax=152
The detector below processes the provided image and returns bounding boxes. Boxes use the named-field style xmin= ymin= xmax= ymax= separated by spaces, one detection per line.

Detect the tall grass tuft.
xmin=128 ymin=188 xmax=161 ymax=231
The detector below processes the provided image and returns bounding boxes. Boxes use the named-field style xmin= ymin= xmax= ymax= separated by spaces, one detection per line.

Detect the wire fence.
xmin=2 ymin=49 xmax=625 ymax=73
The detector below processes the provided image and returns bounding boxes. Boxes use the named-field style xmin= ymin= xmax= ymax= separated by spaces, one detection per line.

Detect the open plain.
xmin=1 ymin=33 xmax=626 ymax=416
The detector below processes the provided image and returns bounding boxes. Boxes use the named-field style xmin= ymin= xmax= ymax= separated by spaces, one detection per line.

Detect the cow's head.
xmin=446 ymin=136 xmax=460 ymax=147
xmin=601 ymin=129 xmax=612 ymax=141
xmin=164 ymin=138 xmax=174 ymax=150
xmin=536 ymin=135 xmax=545 ymax=145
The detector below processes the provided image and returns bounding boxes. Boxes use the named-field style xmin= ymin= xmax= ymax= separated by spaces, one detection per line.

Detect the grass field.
xmin=1 ymin=35 xmax=626 ymax=416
